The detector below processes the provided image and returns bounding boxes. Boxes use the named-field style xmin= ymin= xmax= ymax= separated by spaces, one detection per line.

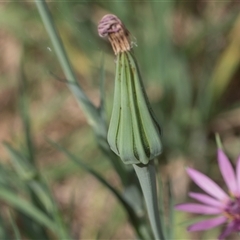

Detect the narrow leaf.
xmin=0 ymin=187 xmax=57 ymax=232
xmin=8 ymin=210 xmax=21 ymax=240
xmin=48 ymin=139 xmax=150 ymax=239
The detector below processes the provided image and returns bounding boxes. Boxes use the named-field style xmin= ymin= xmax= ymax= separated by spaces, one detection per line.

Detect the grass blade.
xmin=35 ymin=0 xmax=131 ymax=188
xmin=48 ymin=139 xmax=151 ymax=240
xmin=8 ymin=210 xmax=21 ymax=240
xmin=0 ymin=187 xmax=57 ymax=232
xmin=19 ymin=65 xmax=35 ymax=164
xmin=3 ymin=142 xmax=36 ymax=180
xmin=35 ymin=0 xmax=100 ymax=131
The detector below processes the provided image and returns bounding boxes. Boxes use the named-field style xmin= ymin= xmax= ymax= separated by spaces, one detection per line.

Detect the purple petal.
xmin=236 ymin=155 xmax=240 ymax=195
xmin=189 ymin=192 xmax=224 ymax=208
xmin=175 ymin=203 xmax=222 ymax=214
xmin=218 ymin=222 xmax=235 ymax=240
xmin=188 ymin=216 xmax=227 ymax=231
xmin=187 ymin=167 xmax=229 ymax=201
xmin=218 ymin=149 xmax=238 ymax=195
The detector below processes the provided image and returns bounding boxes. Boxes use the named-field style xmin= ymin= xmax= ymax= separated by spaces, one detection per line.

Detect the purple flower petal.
xmin=189 ymin=192 xmax=224 ymax=208
xmin=187 ymin=216 xmax=227 ymax=231
xmin=236 ymin=155 xmax=240 ymax=195
xmin=218 ymin=222 xmax=235 ymax=240
xmin=218 ymin=149 xmax=238 ymax=196
xmin=187 ymin=167 xmax=229 ymax=201
xmin=175 ymin=203 xmax=222 ymax=214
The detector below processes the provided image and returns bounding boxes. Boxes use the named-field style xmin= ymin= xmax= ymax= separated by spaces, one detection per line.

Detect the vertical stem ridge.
xmin=133 ymin=162 xmax=165 ymax=240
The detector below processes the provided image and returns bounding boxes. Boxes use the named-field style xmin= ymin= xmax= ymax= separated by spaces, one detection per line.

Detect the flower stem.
xmin=34 ymin=0 xmax=100 ymax=131
xmin=133 ymin=162 xmax=165 ymax=240
xmin=34 ymin=0 xmax=129 ymax=184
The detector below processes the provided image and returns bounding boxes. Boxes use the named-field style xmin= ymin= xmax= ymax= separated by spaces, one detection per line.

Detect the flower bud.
xmin=98 ymin=14 xmax=162 ymax=164
xmin=98 ymin=14 xmax=131 ymax=54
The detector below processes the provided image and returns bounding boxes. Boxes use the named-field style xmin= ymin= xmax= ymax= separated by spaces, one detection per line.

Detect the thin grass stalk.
xmin=49 ymin=139 xmax=152 ymax=240
xmin=8 ymin=210 xmax=21 ymax=240
xmin=0 ymin=187 xmax=58 ymax=232
xmin=35 ymin=6 xmax=145 ymax=238
xmin=19 ymin=64 xmax=35 ymax=164
xmin=34 ymin=0 xmax=129 ymax=186
xmin=34 ymin=0 xmax=100 ymax=131
xmin=18 ymin=66 xmax=70 ymax=239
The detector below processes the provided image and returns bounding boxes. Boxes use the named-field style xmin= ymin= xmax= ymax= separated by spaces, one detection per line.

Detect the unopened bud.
xmin=107 ymin=52 xmax=162 ymax=164
xmin=98 ymin=14 xmax=131 ymax=54
xmin=99 ymin=14 xmax=162 ymax=164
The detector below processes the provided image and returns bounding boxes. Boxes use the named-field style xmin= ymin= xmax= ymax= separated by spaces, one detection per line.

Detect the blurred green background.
xmin=1 ymin=1 xmax=240 ymax=239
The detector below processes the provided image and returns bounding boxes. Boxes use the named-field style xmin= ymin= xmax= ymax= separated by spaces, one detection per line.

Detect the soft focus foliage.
xmin=1 ymin=1 xmax=240 ymax=239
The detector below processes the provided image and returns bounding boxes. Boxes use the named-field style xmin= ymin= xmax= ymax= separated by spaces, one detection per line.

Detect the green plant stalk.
xmin=133 ymin=162 xmax=165 ymax=240
xmin=19 ymin=65 xmax=71 ymax=239
xmin=34 ymin=5 xmax=146 ymax=238
xmin=0 ymin=187 xmax=57 ymax=232
xmin=8 ymin=210 xmax=21 ymax=240
xmin=34 ymin=0 xmax=129 ymax=186
xmin=34 ymin=0 xmax=99 ymax=130
xmin=167 ymin=180 xmax=174 ymax=239
xmin=49 ymin=139 xmax=152 ymax=240
xmin=105 ymin=50 xmax=164 ymax=238
xmin=19 ymin=66 xmax=35 ymax=165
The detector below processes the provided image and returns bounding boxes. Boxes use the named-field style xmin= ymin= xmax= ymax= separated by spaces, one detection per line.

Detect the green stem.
xmin=34 ymin=0 xmax=100 ymax=131
xmin=34 ymin=5 xmax=151 ymax=238
xmin=34 ymin=0 xmax=129 ymax=185
xmin=133 ymin=162 xmax=165 ymax=240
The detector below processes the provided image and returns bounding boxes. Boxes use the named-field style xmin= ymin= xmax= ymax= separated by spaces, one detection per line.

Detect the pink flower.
xmin=175 ymin=149 xmax=240 ymax=239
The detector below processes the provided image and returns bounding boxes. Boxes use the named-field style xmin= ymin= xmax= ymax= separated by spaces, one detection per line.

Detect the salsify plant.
xmin=33 ymin=1 xmax=240 ymax=239
xmin=176 ymin=148 xmax=240 ymax=239
xmin=35 ymin=1 xmax=168 ymax=238
xmin=1 ymin=0 xmax=240 ymax=239
xmin=98 ymin=14 xmax=165 ymax=239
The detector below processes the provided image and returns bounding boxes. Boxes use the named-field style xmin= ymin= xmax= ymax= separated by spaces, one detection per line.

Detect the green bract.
xmin=107 ymin=51 xmax=162 ymax=164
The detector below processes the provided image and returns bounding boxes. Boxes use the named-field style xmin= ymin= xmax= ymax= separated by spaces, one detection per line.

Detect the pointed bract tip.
xmin=215 ymin=133 xmax=223 ymax=150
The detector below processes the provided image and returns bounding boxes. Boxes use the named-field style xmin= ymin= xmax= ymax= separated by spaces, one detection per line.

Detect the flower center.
xmin=224 ymin=197 xmax=240 ymax=230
